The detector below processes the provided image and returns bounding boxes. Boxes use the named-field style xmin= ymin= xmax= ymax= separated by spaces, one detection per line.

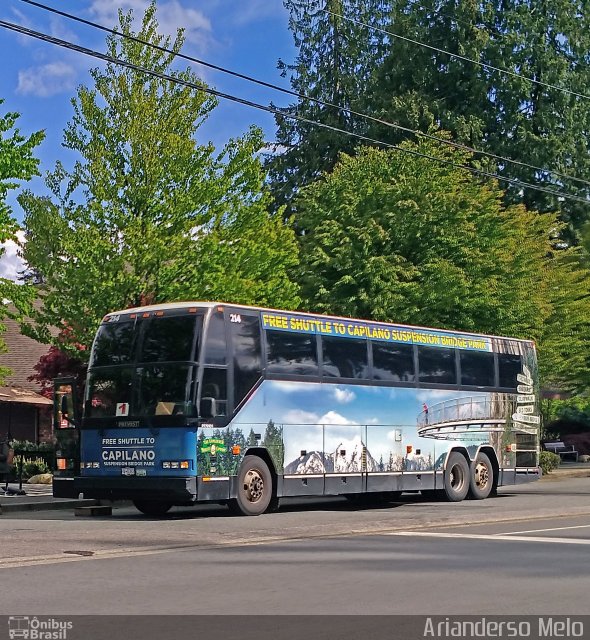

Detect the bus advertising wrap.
xmin=261 ymin=312 xmax=492 ymax=351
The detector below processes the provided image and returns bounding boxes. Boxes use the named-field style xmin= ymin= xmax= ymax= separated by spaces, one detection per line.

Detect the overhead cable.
xmin=1 ymin=19 xmax=589 ymax=206
xmin=15 ymin=0 xmax=590 ymax=189
xmin=321 ymin=8 xmax=590 ymax=102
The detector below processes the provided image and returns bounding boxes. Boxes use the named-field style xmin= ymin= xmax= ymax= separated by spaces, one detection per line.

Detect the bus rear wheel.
xmin=443 ymin=452 xmax=470 ymax=502
xmin=133 ymin=500 xmax=173 ymax=516
xmin=469 ymin=452 xmax=494 ymax=500
xmin=230 ymin=455 xmax=273 ymax=516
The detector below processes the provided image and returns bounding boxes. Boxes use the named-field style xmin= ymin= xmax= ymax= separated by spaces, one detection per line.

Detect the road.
xmin=1 ymin=476 xmax=589 ymax=617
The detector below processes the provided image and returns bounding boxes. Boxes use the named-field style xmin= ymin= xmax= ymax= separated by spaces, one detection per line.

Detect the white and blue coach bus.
xmin=53 ymin=302 xmax=540 ymax=516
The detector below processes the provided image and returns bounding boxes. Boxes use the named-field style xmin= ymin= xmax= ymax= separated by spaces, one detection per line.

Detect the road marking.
xmin=388 ymin=531 xmax=590 ymax=545
xmin=500 ymin=524 xmax=590 ymax=535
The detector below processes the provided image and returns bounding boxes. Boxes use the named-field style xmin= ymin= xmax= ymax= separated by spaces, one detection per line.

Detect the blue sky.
xmin=0 ymin=0 xmax=296 ymax=278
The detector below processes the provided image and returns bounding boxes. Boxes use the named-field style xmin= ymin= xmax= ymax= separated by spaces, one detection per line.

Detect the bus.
xmin=53 ymin=302 xmax=541 ymax=516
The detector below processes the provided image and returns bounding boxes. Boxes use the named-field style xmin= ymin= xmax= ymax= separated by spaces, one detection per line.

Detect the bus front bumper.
xmin=53 ymin=476 xmax=197 ymax=503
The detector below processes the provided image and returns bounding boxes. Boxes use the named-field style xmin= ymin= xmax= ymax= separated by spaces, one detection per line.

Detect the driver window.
xmin=201 ymin=368 xmax=227 ymax=417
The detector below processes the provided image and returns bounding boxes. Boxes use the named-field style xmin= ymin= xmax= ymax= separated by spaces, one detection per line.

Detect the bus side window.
xmin=204 ymin=311 xmax=227 ymax=365
xmin=460 ymin=350 xmax=495 ymax=387
xmin=266 ymin=330 xmax=318 ymax=376
xmin=322 ymin=336 xmax=369 ymax=379
xmin=498 ymin=353 xmax=522 ymax=389
xmin=201 ymin=368 xmax=227 ymax=417
xmin=231 ymin=315 xmax=262 ymax=408
xmin=417 ymin=346 xmax=457 ymax=385
xmin=372 ymin=342 xmax=416 ymax=382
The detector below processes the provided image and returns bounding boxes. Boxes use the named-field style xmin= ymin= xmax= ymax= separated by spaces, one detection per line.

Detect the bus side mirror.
xmin=200 ymin=397 xmax=217 ymax=419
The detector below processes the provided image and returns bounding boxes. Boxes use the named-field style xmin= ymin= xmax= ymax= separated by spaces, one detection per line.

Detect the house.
xmin=0 ymin=312 xmax=53 ymax=443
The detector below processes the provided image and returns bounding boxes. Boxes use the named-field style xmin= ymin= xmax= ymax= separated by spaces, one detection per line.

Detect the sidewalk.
xmin=1 ymin=463 xmax=588 ymax=515
xmin=540 ymin=461 xmax=590 ymax=480
xmin=0 ymin=482 xmax=97 ymax=514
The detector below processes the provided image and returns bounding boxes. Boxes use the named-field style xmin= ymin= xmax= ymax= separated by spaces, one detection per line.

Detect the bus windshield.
xmin=86 ymin=314 xmax=202 ymax=418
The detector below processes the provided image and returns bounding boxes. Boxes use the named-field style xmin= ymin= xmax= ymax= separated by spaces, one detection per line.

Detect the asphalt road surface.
xmin=1 ymin=477 xmax=589 ymax=616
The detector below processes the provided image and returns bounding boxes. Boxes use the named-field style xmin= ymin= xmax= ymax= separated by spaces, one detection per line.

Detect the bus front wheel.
xmin=443 ymin=452 xmax=470 ymax=502
xmin=230 ymin=455 xmax=273 ymax=516
xmin=133 ymin=500 xmax=173 ymax=516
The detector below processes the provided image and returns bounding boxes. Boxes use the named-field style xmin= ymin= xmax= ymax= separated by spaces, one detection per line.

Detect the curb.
xmin=0 ymin=498 xmax=98 ymax=514
xmin=540 ymin=467 xmax=590 ymax=480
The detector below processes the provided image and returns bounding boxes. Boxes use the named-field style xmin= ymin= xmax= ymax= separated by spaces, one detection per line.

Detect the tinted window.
xmin=498 ymin=353 xmax=522 ymax=388
xmin=135 ymin=364 xmax=195 ymax=416
xmin=266 ymin=331 xmax=318 ymax=376
xmin=201 ymin=367 xmax=228 ymax=417
xmin=322 ymin=336 xmax=369 ymax=379
xmin=460 ymin=350 xmax=495 ymax=387
xmin=231 ymin=315 xmax=262 ymax=406
xmin=85 ymin=367 xmax=134 ymax=417
xmin=418 ymin=346 xmax=457 ymax=384
xmin=91 ymin=320 xmax=137 ymax=367
xmin=204 ymin=311 xmax=227 ymax=364
xmin=372 ymin=342 xmax=415 ymax=382
xmin=140 ymin=316 xmax=199 ymax=363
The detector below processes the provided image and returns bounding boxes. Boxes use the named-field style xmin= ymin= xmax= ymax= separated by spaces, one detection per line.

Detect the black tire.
xmin=133 ymin=500 xmax=173 ymax=516
xmin=469 ymin=451 xmax=494 ymax=500
xmin=443 ymin=452 xmax=470 ymax=502
xmin=230 ymin=455 xmax=273 ymax=516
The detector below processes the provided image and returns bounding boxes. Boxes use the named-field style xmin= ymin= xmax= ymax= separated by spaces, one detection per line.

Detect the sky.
xmin=0 ymin=0 xmax=297 ymax=280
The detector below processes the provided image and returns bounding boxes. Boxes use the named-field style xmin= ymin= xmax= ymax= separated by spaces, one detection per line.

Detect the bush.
xmin=11 ymin=456 xmax=51 ymax=480
xmin=539 ymin=451 xmax=561 ymax=475
xmin=15 ymin=457 xmax=52 ymax=480
xmin=9 ymin=439 xmax=54 ymax=454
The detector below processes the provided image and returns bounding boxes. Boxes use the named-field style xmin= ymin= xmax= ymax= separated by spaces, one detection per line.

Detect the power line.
xmin=321 ymin=8 xmax=590 ymax=102
xmin=0 ymin=19 xmax=589 ymax=206
xmin=15 ymin=0 xmax=590 ymax=190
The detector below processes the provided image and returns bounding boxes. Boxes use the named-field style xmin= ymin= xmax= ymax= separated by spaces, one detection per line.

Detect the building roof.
xmin=0 ymin=311 xmax=50 ymax=393
xmin=0 ymin=386 xmax=52 ymax=406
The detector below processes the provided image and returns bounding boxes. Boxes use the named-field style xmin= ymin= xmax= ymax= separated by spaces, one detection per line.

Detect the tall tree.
xmin=267 ymin=0 xmax=390 ymax=212
xmin=0 ymin=101 xmax=44 ymax=383
xmin=19 ymin=4 xmax=299 ymax=357
xmin=369 ymin=0 xmax=590 ymax=242
xmin=294 ymin=140 xmax=590 ymax=392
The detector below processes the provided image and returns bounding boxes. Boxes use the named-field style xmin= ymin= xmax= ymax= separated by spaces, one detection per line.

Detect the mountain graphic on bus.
xmin=284 ymin=438 xmax=379 ymax=474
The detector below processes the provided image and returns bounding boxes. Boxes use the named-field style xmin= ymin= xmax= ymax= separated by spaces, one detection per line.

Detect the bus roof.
xmin=103 ymin=301 xmax=535 ymax=346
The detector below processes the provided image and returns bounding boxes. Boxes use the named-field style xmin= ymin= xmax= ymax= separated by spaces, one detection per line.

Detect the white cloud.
xmin=332 ymin=387 xmax=355 ymax=404
xmin=17 ymin=61 xmax=77 ymax=97
xmin=281 ymin=409 xmax=357 ymax=427
xmin=318 ymin=411 xmax=358 ymax=426
xmin=229 ymin=1 xmax=287 ymax=26
xmin=89 ymin=0 xmax=212 ymax=51
xmin=271 ymin=381 xmax=320 ymax=394
xmin=49 ymin=16 xmax=80 ymax=43
xmin=282 ymin=409 xmax=320 ymax=424
xmin=0 ymin=231 xmax=26 ymax=282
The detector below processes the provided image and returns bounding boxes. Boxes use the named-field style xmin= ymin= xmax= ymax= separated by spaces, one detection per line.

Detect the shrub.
xmin=539 ymin=451 xmax=561 ymax=475
xmin=14 ymin=457 xmax=52 ymax=480
xmin=9 ymin=439 xmax=54 ymax=454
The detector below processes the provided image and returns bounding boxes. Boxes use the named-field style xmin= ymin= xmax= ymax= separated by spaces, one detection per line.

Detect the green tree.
xmin=0 ymin=101 xmax=44 ymax=383
xmin=369 ymin=0 xmax=590 ymax=242
xmin=263 ymin=419 xmax=284 ymax=472
xmin=18 ymin=3 xmax=299 ymax=356
xmin=267 ymin=0 xmax=390 ymax=212
xmin=294 ymin=140 xmax=590 ymax=391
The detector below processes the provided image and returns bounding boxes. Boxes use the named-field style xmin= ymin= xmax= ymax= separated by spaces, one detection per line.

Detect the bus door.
xmin=53 ymin=377 xmax=81 ymax=477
